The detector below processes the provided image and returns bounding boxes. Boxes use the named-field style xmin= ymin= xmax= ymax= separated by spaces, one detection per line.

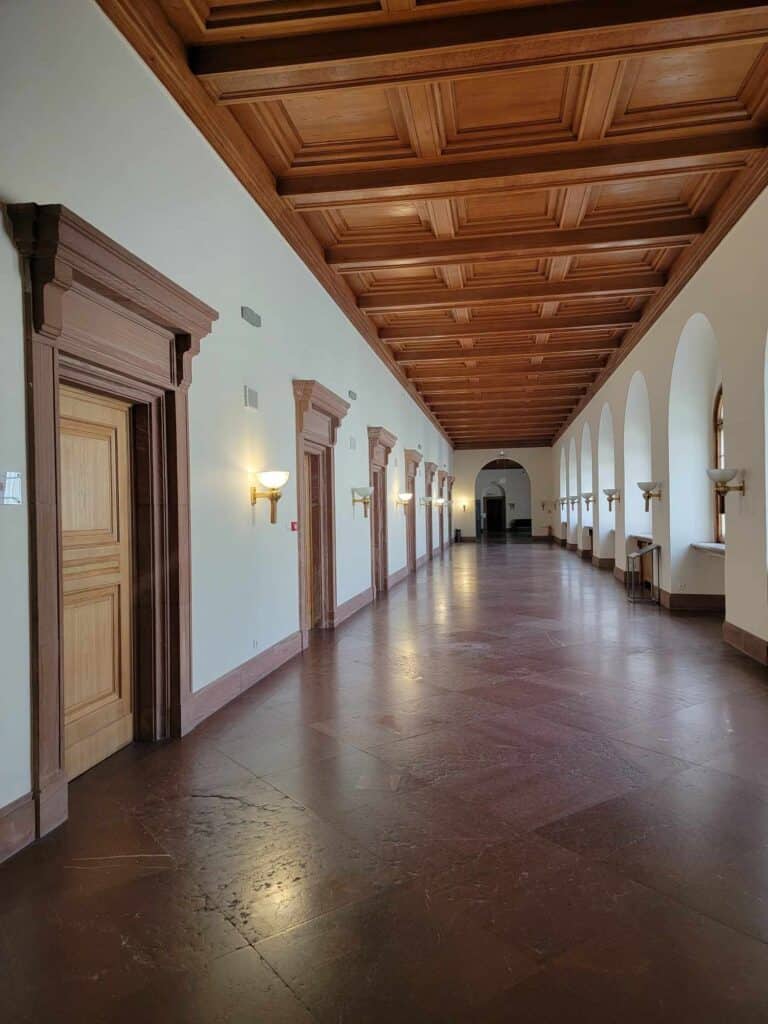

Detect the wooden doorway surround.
xmin=404 ymin=448 xmax=422 ymax=573
xmin=424 ymin=461 xmax=437 ymax=559
xmin=447 ymin=475 xmax=455 ymax=544
xmin=368 ymin=426 xmax=397 ymax=596
xmin=437 ymin=469 xmax=447 ymax=552
xmin=294 ymin=380 xmax=350 ymax=647
xmin=7 ymin=203 xmax=218 ymax=838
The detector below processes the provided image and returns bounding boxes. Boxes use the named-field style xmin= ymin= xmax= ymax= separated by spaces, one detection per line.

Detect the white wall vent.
xmin=243 ymin=386 xmax=259 ymax=410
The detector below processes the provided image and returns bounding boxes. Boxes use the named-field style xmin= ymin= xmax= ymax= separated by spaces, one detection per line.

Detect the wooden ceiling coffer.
xmin=100 ymin=1 xmax=768 ymax=447
xmin=7 ymin=203 xmax=218 ymax=838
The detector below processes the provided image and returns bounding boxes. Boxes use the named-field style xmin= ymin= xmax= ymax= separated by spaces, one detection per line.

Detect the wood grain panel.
xmin=60 ymin=387 xmax=134 ymax=780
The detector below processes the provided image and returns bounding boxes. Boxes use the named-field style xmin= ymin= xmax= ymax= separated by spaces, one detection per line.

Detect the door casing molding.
xmin=7 ymin=203 xmax=217 ymax=838
xmin=368 ymin=426 xmax=397 ymax=595
xmin=293 ymin=379 xmax=349 ymax=647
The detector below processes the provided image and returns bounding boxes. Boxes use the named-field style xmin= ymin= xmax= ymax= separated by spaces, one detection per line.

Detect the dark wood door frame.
xmin=368 ymin=426 xmax=397 ymax=595
xmin=424 ymin=460 xmax=437 ymax=559
xmin=437 ymin=469 xmax=447 ymax=551
xmin=447 ymin=474 xmax=455 ymax=543
xmin=404 ymin=448 xmax=422 ymax=572
xmin=7 ymin=204 xmax=218 ymax=838
xmin=294 ymin=380 xmax=350 ymax=647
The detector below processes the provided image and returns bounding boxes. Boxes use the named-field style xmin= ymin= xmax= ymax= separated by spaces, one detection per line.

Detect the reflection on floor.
xmin=5 ymin=541 xmax=768 ymax=1021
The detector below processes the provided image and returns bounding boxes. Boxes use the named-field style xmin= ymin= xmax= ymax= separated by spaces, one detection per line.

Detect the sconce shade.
xmin=353 ymin=486 xmax=374 ymax=498
xmin=707 ymin=468 xmax=738 ymax=484
xmin=603 ymin=488 xmax=617 ymax=496
xmin=257 ymin=470 xmax=289 ymax=490
xmin=434 ymin=497 xmax=445 ymax=506
xmin=582 ymin=492 xmax=593 ymax=500
xmin=398 ymin=492 xmax=413 ymax=503
xmin=637 ymin=481 xmax=661 ymax=493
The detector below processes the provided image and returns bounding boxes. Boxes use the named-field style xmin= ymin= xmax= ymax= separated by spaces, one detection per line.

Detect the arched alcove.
xmin=568 ymin=437 xmax=578 ymax=545
xmin=580 ymin=423 xmax=594 ymax=532
xmin=668 ymin=313 xmax=723 ymax=596
xmin=624 ymin=372 xmax=653 ymax=539
xmin=559 ymin=447 xmax=567 ymax=540
xmin=597 ymin=403 xmax=616 ymax=561
xmin=474 ymin=459 xmax=531 ymax=537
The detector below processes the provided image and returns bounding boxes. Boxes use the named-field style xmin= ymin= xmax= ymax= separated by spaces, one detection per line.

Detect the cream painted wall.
xmin=0 ymin=0 xmax=451 ymax=807
xmin=475 ymin=468 xmax=532 ymax=529
xmin=453 ymin=448 xmax=553 ymax=539
xmin=553 ymin=185 xmax=768 ymax=640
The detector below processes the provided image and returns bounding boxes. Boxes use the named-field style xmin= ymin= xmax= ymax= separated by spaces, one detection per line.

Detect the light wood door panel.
xmin=59 ymin=386 xmax=134 ymax=779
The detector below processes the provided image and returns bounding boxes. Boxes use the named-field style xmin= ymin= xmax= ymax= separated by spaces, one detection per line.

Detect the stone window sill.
xmin=691 ymin=542 xmax=725 ymax=558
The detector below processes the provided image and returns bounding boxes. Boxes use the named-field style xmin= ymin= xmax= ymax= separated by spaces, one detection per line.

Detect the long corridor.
xmin=5 ymin=542 xmax=768 ymax=1022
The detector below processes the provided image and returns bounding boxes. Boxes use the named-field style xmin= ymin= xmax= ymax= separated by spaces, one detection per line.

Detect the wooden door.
xmin=371 ymin=466 xmax=387 ymax=595
xmin=405 ymin=471 xmax=416 ymax=573
xmin=59 ymin=386 xmax=134 ymax=779
xmin=303 ymin=449 xmax=326 ymax=629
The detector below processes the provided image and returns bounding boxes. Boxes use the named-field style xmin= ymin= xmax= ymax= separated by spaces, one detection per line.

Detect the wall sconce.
xmin=582 ymin=492 xmax=594 ymax=511
xmin=434 ymin=497 xmax=446 ymax=508
xmin=568 ymin=495 xmax=578 ymax=510
xmin=603 ymin=488 xmax=620 ymax=511
xmin=508 ymin=502 xmax=516 ymax=511
xmin=250 ymin=470 xmax=289 ymax=524
xmin=707 ymin=468 xmax=745 ymax=513
xmin=637 ymin=481 xmax=662 ymax=513
xmin=559 ymin=497 xmax=568 ymax=510
xmin=420 ymin=495 xmax=433 ymax=508
xmin=352 ymin=486 xmax=373 ymax=517
xmin=396 ymin=491 xmax=413 ymax=512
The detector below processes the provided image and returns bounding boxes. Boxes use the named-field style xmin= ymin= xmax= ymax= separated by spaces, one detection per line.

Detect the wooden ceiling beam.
xmin=408 ymin=364 xmax=604 ymax=382
xmin=421 ymin=381 xmax=589 ymax=395
xmin=453 ymin=440 xmax=555 ymax=449
xmin=189 ymin=2 xmax=768 ymax=101
xmin=397 ymin=340 xmax=620 ymax=364
xmin=429 ymin=399 xmax=576 ymax=411
xmin=358 ymin=273 xmax=665 ymax=313
xmin=282 ymin=132 xmax=763 ymax=206
xmin=382 ymin=311 xmax=638 ymax=343
xmin=328 ymin=218 xmax=704 ymax=271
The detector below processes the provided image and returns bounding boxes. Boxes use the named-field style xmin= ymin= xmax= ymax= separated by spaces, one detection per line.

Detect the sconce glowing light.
xmin=396 ymin=492 xmax=414 ymax=511
xmin=352 ymin=486 xmax=373 ymax=518
xmin=637 ymin=481 xmax=662 ymax=513
xmin=706 ymin=467 xmax=745 ymax=493
xmin=250 ymin=470 xmax=290 ymax=524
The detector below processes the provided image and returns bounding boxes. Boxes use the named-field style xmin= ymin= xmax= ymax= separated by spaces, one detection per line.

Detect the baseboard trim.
xmin=557 ymin=537 xmax=567 ymax=547
xmin=660 ymin=590 xmax=725 ymax=614
xmin=388 ymin=565 xmax=409 ymax=589
xmin=579 ymin=548 xmax=593 ymax=561
xmin=432 ymin=545 xmax=441 ymax=557
xmin=530 ymin=534 xmax=550 ymax=543
xmin=458 ymin=537 xmax=477 ymax=543
xmin=566 ymin=542 xmax=578 ymax=552
xmin=592 ymin=556 xmax=615 ymax=571
xmin=335 ymin=587 xmax=373 ymax=627
xmin=723 ymin=621 xmax=768 ymax=665
xmin=416 ymin=552 xmax=429 ymax=565
xmin=614 ymin=565 xmax=627 ymax=584
xmin=0 ymin=792 xmax=35 ymax=865
xmin=181 ymin=630 xmax=302 ymax=735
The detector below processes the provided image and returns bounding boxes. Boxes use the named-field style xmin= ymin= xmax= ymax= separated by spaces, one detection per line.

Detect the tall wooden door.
xmin=303 ymin=448 xmax=325 ymax=630
xmin=405 ymin=470 xmax=416 ymax=573
xmin=371 ymin=466 xmax=387 ymax=596
xmin=59 ymin=386 xmax=134 ymax=780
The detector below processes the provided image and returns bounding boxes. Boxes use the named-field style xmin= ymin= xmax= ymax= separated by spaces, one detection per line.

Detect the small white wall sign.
xmin=0 ymin=471 xmax=22 ymax=505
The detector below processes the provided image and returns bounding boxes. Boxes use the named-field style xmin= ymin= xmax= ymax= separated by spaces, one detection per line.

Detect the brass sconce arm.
xmin=250 ymin=470 xmax=289 ymax=525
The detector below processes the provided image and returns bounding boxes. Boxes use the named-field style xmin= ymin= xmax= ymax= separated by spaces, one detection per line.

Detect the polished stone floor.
xmin=5 ymin=540 xmax=768 ymax=1022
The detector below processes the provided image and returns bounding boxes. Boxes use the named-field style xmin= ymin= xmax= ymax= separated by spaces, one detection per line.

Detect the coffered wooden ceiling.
xmin=99 ymin=0 xmax=768 ymax=448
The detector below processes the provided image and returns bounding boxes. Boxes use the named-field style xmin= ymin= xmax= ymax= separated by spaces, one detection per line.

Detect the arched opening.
xmin=568 ymin=437 xmax=578 ymax=546
xmin=474 ymin=458 xmax=532 ymax=540
xmin=597 ymin=403 xmax=616 ymax=562
xmin=559 ymin=447 xmax=567 ymax=542
xmin=580 ymin=423 xmax=594 ymax=546
xmin=623 ymin=372 xmax=653 ymax=540
xmin=668 ymin=313 xmax=723 ymax=598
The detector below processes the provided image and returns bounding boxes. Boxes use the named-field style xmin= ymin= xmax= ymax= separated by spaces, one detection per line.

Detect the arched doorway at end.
xmin=474 ymin=459 xmax=532 ymax=540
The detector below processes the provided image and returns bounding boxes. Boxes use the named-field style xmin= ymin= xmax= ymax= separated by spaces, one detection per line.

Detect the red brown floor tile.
xmin=3 ymin=539 xmax=768 ymax=1021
